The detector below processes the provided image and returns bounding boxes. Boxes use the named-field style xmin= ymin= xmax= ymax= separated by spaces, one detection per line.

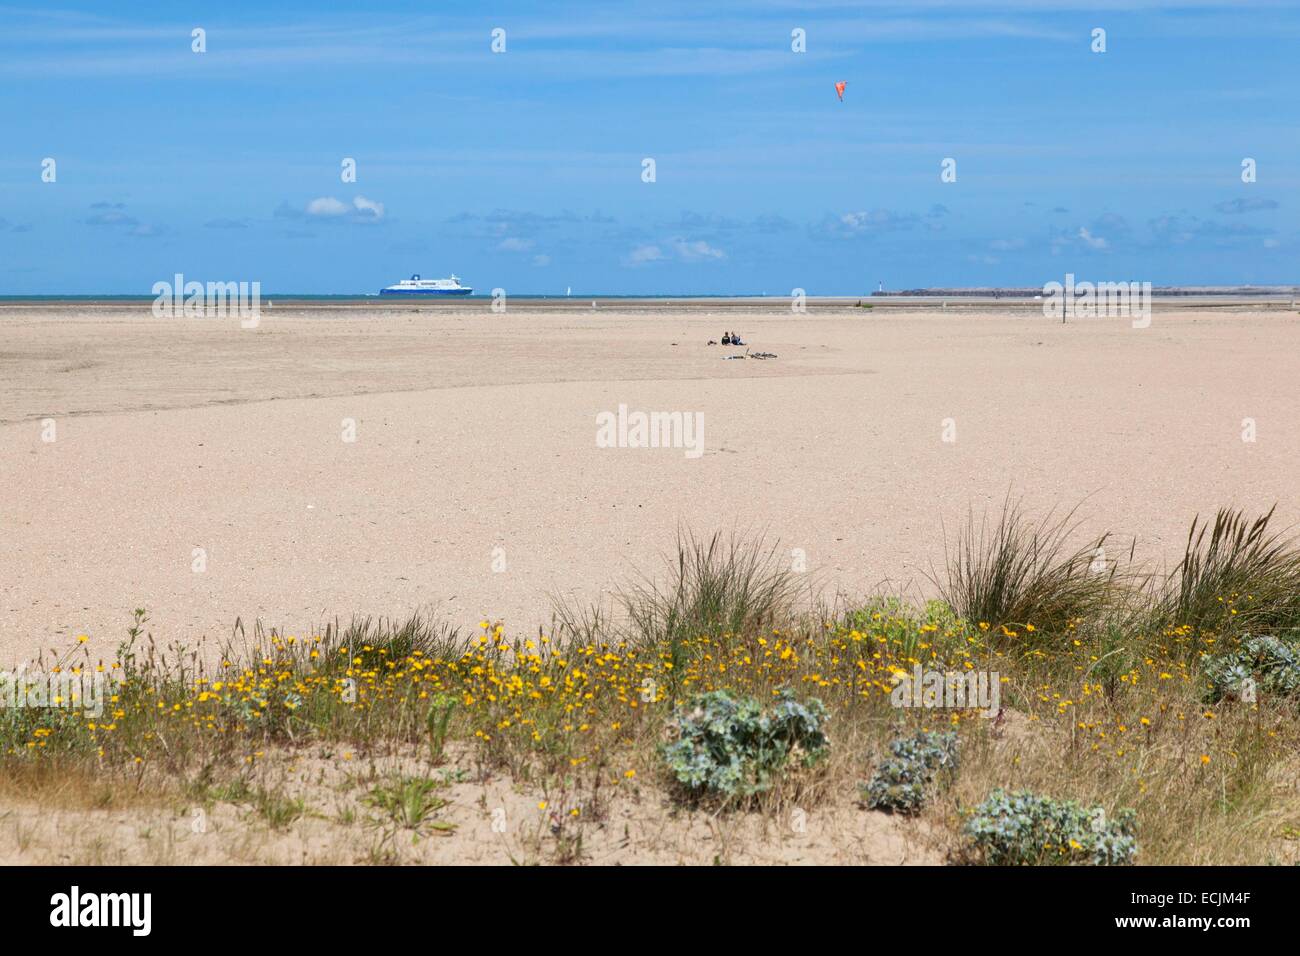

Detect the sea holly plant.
xmin=1202 ymin=632 xmax=1300 ymax=703
xmin=661 ymin=689 xmax=828 ymax=801
xmin=963 ymin=789 xmax=1138 ymax=865
xmin=863 ymin=729 xmax=960 ymax=814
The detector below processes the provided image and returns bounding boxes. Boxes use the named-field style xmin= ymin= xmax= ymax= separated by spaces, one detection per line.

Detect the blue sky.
xmin=1 ymin=1 xmax=1296 ymax=294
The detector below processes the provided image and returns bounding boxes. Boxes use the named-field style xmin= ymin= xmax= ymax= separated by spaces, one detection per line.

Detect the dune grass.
xmin=1160 ymin=506 xmax=1300 ymax=638
xmin=1 ymin=501 xmax=1298 ymax=865
xmin=936 ymin=497 xmax=1123 ymax=634
xmin=620 ymin=530 xmax=799 ymax=644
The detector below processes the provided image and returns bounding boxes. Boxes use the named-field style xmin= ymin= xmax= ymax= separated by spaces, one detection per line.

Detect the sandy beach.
xmin=3 ymin=300 xmax=1298 ymax=663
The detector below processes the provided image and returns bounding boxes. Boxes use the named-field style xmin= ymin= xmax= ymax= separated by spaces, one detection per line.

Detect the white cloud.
xmin=625 ymin=244 xmax=666 ymax=265
xmin=305 ymin=195 xmax=385 ymax=221
xmin=306 ymin=196 xmax=350 ymax=217
xmin=1078 ymin=227 xmax=1108 ymax=250
xmin=823 ymin=208 xmax=919 ymax=238
xmin=672 ymin=238 xmax=726 ymax=261
xmin=624 ymin=239 xmax=726 ymax=266
xmin=498 ymin=237 xmax=535 ymax=252
xmin=352 ymin=195 xmax=384 ymax=219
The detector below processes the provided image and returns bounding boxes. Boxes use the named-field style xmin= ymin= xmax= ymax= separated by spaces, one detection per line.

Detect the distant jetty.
xmin=879 ymin=285 xmax=1300 ymax=298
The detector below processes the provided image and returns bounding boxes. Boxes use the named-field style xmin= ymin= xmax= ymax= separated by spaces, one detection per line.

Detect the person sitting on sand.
xmin=732 ymin=332 xmax=745 ymax=346
xmin=721 ymin=332 xmax=731 ymax=345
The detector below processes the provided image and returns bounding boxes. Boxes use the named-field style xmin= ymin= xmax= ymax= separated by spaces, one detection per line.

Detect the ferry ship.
xmin=379 ymin=274 xmax=473 ymax=296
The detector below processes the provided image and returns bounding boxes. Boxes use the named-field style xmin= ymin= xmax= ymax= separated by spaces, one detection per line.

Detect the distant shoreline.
xmin=3 ymin=285 xmax=1299 ymax=301
xmin=1 ymin=290 xmax=1296 ymax=312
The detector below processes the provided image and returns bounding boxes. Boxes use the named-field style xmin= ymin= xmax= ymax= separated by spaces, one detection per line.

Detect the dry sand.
xmin=2 ymin=300 xmax=1298 ymax=663
xmin=0 ymin=743 xmax=944 ymax=866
